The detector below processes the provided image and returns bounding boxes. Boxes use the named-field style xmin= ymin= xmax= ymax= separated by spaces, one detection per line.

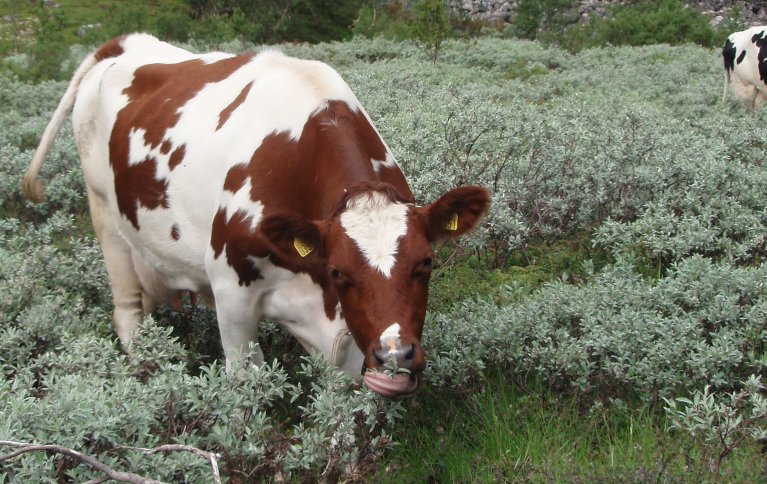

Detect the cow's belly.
xmin=114 ymin=203 xmax=211 ymax=292
xmin=108 ymin=136 xmax=233 ymax=291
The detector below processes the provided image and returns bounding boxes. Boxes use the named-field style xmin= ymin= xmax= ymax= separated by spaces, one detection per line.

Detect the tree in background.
xmin=512 ymin=0 xmax=579 ymax=41
xmin=0 ymin=0 xmax=26 ymax=56
xmin=412 ymin=0 xmax=451 ymax=62
xmin=353 ymin=0 xmax=416 ymax=40
xmin=185 ymin=0 xmax=363 ymax=44
xmin=23 ymin=2 xmax=69 ymax=82
xmin=354 ymin=0 xmax=458 ymax=62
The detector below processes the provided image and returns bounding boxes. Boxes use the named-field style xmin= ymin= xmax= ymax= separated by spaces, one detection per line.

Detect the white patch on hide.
xmin=379 ymin=322 xmax=401 ymax=350
xmin=219 ymin=178 xmax=264 ymax=230
xmin=340 ymin=191 xmax=408 ymax=278
xmin=371 ymin=151 xmax=398 ymax=174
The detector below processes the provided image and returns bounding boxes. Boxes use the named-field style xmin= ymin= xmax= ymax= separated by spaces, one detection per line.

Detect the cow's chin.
xmin=363 ymin=370 xmax=419 ymax=397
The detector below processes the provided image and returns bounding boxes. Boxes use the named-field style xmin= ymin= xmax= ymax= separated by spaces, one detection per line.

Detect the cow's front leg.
xmin=210 ymin=283 xmax=264 ymax=371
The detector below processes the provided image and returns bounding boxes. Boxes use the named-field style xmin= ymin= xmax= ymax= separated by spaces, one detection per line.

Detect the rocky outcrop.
xmin=692 ymin=1 xmax=767 ymax=27
xmin=450 ymin=1 xmax=515 ymax=24
xmin=450 ymin=1 xmax=767 ymax=28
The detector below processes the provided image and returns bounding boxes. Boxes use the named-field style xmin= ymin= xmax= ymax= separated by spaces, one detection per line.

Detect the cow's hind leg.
xmin=754 ymin=89 xmax=767 ymax=109
xmin=131 ymin=251 xmax=170 ymax=314
xmin=87 ymin=189 xmax=145 ymax=344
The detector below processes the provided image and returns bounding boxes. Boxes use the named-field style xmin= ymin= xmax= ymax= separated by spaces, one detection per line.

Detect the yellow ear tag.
xmin=445 ymin=213 xmax=459 ymax=231
xmin=293 ymin=237 xmax=313 ymax=257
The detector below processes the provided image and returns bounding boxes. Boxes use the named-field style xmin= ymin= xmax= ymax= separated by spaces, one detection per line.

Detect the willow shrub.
xmin=2 ymin=36 xmax=767 ymax=478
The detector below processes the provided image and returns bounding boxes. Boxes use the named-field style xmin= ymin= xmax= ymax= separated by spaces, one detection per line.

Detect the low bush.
xmin=665 ymin=374 xmax=767 ymax=480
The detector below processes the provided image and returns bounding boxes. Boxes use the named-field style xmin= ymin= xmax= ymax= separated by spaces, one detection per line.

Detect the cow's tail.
xmin=722 ymin=37 xmax=736 ymax=105
xmin=22 ymin=52 xmax=99 ymax=203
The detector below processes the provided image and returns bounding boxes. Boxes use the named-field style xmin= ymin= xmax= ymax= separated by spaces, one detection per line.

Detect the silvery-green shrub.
xmin=4 ymin=36 xmax=767 ymax=479
xmin=665 ymin=375 xmax=767 ymax=478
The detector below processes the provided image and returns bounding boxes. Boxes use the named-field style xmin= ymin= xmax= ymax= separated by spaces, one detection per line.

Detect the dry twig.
xmin=0 ymin=440 xmax=221 ymax=484
xmin=115 ymin=444 xmax=221 ymax=484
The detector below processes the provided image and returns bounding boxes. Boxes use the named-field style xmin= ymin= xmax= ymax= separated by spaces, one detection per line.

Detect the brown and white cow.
xmin=723 ymin=25 xmax=767 ymax=108
xmin=22 ymin=34 xmax=490 ymax=397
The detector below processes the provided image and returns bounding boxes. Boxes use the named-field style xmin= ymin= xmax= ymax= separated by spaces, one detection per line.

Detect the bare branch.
xmin=115 ymin=444 xmax=221 ymax=484
xmin=0 ymin=440 xmax=222 ymax=484
xmin=0 ymin=440 xmax=161 ymax=484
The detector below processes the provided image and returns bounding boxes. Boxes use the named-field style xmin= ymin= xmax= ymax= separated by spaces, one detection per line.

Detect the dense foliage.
xmin=520 ymin=0 xmax=730 ymax=51
xmin=1 ymin=33 xmax=766 ymax=479
xmin=0 ymin=0 xmax=742 ymax=82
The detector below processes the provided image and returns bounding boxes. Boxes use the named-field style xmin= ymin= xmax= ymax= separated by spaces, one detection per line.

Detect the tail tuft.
xmin=21 ymin=174 xmax=45 ymax=203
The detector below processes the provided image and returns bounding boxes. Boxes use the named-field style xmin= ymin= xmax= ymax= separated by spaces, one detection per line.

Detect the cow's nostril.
xmin=405 ymin=343 xmax=415 ymax=360
xmin=372 ymin=343 xmax=419 ymax=370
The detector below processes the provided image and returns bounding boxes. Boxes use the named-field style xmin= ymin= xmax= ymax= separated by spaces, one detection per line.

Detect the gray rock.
xmin=77 ymin=23 xmax=100 ymax=38
xmin=449 ymin=1 xmax=767 ymax=28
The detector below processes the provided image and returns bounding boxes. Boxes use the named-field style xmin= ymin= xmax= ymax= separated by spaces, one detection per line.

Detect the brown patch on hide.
xmin=170 ymin=224 xmax=180 ymax=241
xmin=211 ymin=208 xmax=264 ymax=286
xmin=168 ymin=144 xmax=186 ymax=171
xmin=218 ymin=81 xmax=253 ymax=130
xmin=110 ymin=54 xmax=254 ymax=229
xmin=94 ymin=36 xmax=126 ymax=62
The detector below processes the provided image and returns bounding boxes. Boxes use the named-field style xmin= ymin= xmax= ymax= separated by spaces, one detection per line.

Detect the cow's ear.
xmin=421 ymin=186 xmax=490 ymax=242
xmin=258 ymin=211 xmax=324 ymax=266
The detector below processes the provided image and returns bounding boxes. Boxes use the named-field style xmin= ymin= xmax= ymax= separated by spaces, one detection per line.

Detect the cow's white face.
xmin=257 ymin=183 xmax=490 ymax=396
xmin=340 ymin=191 xmax=410 ymax=278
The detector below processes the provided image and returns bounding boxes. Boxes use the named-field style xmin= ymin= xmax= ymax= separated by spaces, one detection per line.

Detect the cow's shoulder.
xmin=246 ymin=49 xmax=358 ymax=108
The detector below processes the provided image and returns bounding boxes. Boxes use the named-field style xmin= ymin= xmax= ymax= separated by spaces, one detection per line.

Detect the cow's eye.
xmin=330 ymin=268 xmax=353 ymax=288
xmin=413 ymin=257 xmax=433 ymax=279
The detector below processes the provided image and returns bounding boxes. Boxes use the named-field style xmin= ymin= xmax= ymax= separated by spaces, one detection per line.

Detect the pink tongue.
xmin=363 ymin=371 xmax=417 ymax=397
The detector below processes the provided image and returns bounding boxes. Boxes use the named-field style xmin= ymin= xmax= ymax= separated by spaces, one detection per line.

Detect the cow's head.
xmin=257 ymin=183 xmax=490 ymax=396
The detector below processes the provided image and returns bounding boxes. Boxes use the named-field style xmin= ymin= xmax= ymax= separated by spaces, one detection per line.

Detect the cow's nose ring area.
xmin=372 ymin=342 xmax=417 ymax=370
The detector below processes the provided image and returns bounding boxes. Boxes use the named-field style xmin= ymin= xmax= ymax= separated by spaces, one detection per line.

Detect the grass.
xmin=0 ymin=0 xmax=188 ymax=47
xmin=398 ymin=243 xmax=765 ymax=482
xmin=379 ymin=372 xmax=765 ymax=482
xmin=428 ymin=234 xmax=613 ymax=311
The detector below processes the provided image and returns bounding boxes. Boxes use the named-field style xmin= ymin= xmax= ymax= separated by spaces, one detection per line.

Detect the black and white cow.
xmin=723 ymin=26 xmax=767 ymax=107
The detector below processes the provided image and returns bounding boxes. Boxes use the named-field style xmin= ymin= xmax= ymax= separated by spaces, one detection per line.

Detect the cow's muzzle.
xmin=362 ymin=339 xmax=424 ymax=397
xmin=363 ymin=370 xmax=419 ymax=397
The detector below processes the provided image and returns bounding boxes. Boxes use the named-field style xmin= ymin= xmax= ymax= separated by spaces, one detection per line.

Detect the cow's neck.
xmin=251 ymin=101 xmax=413 ymax=221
